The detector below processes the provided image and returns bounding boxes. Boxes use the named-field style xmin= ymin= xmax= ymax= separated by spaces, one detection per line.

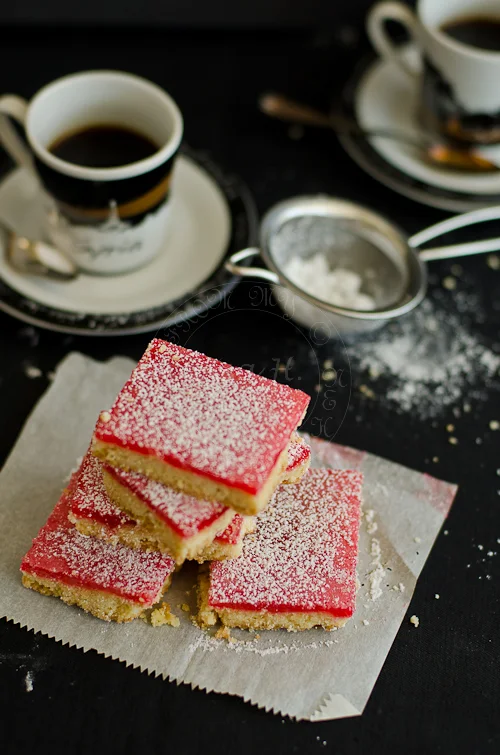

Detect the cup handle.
xmin=366 ymin=1 xmax=422 ymax=78
xmin=0 ymin=95 xmax=36 ymax=171
xmin=225 ymin=248 xmax=280 ymax=284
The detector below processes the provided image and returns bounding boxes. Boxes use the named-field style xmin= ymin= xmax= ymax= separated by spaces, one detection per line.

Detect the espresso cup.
xmin=0 ymin=70 xmax=183 ymax=274
xmin=367 ymin=0 xmax=500 ymax=145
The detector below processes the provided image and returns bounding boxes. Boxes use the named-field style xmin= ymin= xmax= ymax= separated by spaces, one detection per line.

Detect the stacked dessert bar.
xmin=21 ymin=339 xmax=363 ymax=631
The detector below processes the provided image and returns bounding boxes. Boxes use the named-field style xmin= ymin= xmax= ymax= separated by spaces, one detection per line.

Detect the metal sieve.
xmin=225 ymin=196 xmax=500 ymax=337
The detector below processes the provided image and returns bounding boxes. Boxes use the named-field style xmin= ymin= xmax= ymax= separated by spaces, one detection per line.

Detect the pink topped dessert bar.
xmin=71 ymin=439 xmax=308 ymax=562
xmin=92 ymin=339 xmax=310 ymax=515
xmin=198 ymin=468 xmax=363 ymax=631
xmin=21 ymin=472 xmax=175 ymax=623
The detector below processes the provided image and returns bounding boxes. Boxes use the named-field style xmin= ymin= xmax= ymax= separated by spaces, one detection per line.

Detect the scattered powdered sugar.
xmin=283 ymin=253 xmax=376 ymax=311
xmin=368 ymin=538 xmax=385 ymax=602
xmin=24 ymin=671 xmax=34 ymax=692
xmin=209 ymin=469 xmax=362 ymax=614
xmin=188 ymin=631 xmax=340 ymax=656
xmin=350 ymin=296 xmax=500 ymax=418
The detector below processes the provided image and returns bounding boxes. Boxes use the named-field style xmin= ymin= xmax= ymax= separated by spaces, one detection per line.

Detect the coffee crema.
xmin=440 ymin=15 xmax=500 ymax=53
xmin=48 ymin=125 xmax=159 ymax=168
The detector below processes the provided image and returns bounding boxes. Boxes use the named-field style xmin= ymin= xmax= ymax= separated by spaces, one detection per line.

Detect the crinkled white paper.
xmin=0 ymin=353 xmax=457 ymax=720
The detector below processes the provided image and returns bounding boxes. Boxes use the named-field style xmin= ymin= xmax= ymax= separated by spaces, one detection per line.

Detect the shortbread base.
xmin=22 ymin=572 xmax=171 ymax=623
xmin=93 ymin=438 xmax=291 ymax=516
xmin=280 ymin=455 xmax=311 ymax=484
xmin=69 ymin=514 xmax=161 ymax=553
xmin=194 ymin=517 xmax=256 ymax=564
xmin=197 ymin=572 xmax=348 ymax=632
xmin=102 ymin=470 xmax=236 ymax=564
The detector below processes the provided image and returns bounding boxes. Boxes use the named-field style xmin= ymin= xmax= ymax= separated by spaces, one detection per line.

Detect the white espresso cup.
xmin=367 ymin=0 xmax=500 ymax=144
xmin=0 ymin=70 xmax=183 ymax=274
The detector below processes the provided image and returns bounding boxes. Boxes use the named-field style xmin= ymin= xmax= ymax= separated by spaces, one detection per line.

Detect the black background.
xmin=0 ymin=16 xmax=499 ymax=755
xmin=0 ymin=0 xmax=413 ymax=27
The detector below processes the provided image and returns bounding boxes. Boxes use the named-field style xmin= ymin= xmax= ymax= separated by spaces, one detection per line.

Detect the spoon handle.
xmin=259 ymin=92 xmax=429 ymax=146
xmin=258 ymin=93 xmax=332 ymax=128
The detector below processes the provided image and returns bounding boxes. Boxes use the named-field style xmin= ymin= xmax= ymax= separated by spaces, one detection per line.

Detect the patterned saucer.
xmin=0 ymin=147 xmax=257 ymax=335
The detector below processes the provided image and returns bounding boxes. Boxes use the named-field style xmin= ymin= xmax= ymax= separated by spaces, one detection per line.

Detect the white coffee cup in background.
xmin=0 ymin=70 xmax=183 ymax=275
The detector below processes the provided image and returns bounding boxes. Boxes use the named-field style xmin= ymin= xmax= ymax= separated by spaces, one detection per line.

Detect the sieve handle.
xmin=225 ymin=248 xmax=280 ymax=284
xmin=410 ymin=205 xmax=500 ymax=262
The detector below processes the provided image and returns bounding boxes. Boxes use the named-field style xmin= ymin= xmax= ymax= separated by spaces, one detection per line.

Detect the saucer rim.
xmin=0 ymin=146 xmax=258 ymax=336
xmin=339 ymin=51 xmax=500 ymax=212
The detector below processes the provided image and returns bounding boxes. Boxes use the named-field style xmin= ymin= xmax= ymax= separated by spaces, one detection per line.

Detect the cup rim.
xmin=25 ymin=70 xmax=183 ymax=182
xmin=418 ymin=0 xmax=500 ymax=61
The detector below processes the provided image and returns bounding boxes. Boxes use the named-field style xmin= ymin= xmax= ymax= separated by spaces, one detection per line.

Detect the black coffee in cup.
xmin=49 ymin=125 xmax=158 ymax=168
xmin=440 ymin=16 xmax=500 ymax=53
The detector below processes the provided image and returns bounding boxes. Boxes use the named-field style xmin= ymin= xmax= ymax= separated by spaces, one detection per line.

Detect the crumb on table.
xmin=150 ymin=603 xmax=180 ymax=628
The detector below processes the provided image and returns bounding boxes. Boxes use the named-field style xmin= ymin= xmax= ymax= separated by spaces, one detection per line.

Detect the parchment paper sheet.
xmin=0 ymin=353 xmax=457 ymax=720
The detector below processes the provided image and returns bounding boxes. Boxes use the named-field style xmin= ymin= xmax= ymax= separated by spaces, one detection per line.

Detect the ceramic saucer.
xmin=340 ymin=46 xmax=500 ymax=212
xmin=0 ymin=148 xmax=257 ymax=335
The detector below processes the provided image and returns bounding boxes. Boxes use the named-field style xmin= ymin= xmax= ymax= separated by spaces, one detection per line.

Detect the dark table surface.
xmin=1 ymin=25 xmax=499 ymax=755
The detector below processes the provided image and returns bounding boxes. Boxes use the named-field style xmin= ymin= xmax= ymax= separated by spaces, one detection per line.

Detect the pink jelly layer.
xmin=214 ymin=514 xmax=244 ymax=545
xmin=103 ymin=463 xmax=230 ymax=538
xmin=208 ymin=469 xmax=362 ymax=617
xmin=287 ymin=436 xmax=311 ymax=472
xmin=21 ymin=472 xmax=175 ymax=605
xmin=94 ymin=339 xmax=310 ymax=495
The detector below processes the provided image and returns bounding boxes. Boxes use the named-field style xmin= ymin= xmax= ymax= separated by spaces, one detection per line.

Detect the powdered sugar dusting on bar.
xmin=21 ymin=481 xmax=174 ymax=604
xmin=287 ymin=435 xmax=311 ymax=472
xmin=209 ymin=469 xmax=362 ymax=616
xmin=215 ymin=514 xmax=245 ymax=545
xmin=104 ymin=464 xmax=231 ymax=537
xmin=71 ymin=452 xmax=133 ymax=529
xmin=94 ymin=340 xmax=310 ymax=494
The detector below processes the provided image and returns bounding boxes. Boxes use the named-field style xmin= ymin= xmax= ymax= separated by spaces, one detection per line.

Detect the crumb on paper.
xmin=464 ymin=403 xmax=471 ymax=413
xmin=323 ymin=359 xmax=333 ymax=370
xmin=489 ymin=420 xmax=499 ymax=431
xmin=432 ymin=456 xmax=439 ymax=463
xmin=487 ymin=254 xmax=500 ymax=270
xmin=314 ymin=384 xmax=322 ymax=393
xmin=442 ymin=276 xmax=456 ymax=290
xmin=25 ymin=671 xmax=33 ymax=692
xmin=150 ymin=603 xmax=180 ymax=628
xmin=25 ymin=365 xmax=42 ymax=379
xmin=478 ymin=545 xmax=484 ymax=551
xmin=215 ymin=626 xmax=235 ymax=642
xmin=487 ymin=551 xmax=495 ymax=557
xmin=435 ymin=594 xmax=440 ymax=599
xmin=446 ymin=423 xmax=455 ymax=432
xmin=476 ymin=437 xmax=483 ymax=445
xmin=414 ymin=536 xmax=421 ymax=544
xmin=449 ymin=436 xmax=458 ymax=445
xmin=362 ymin=619 xmax=369 ymax=626
xmin=444 ymin=530 xmax=449 ymax=535
xmin=410 ymin=615 xmax=419 ymax=628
